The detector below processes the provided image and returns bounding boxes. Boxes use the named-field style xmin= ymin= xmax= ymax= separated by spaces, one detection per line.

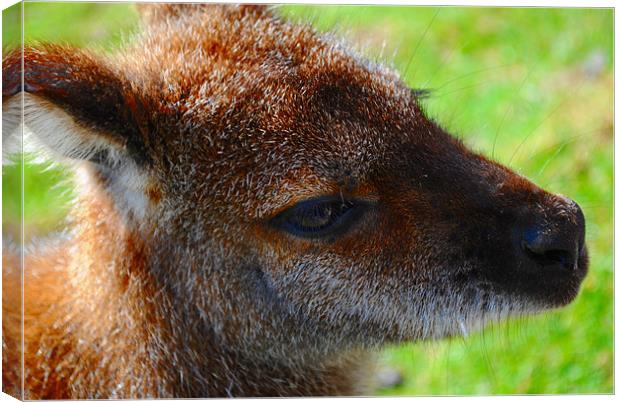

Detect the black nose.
xmin=520 ymin=200 xmax=585 ymax=271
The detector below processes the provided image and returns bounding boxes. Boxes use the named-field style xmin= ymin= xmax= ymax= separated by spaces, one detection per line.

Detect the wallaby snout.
xmin=359 ymin=131 xmax=588 ymax=324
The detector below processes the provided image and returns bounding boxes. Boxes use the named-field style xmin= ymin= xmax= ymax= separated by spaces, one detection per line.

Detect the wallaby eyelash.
xmin=269 ymin=196 xmax=369 ymax=239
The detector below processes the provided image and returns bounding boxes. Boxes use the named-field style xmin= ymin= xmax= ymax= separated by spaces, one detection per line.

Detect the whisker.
xmin=432 ymin=63 xmax=517 ymax=93
xmin=480 ymin=323 xmax=499 ymax=387
xmin=530 ymin=128 xmax=602 ymax=157
xmin=419 ymin=38 xmax=474 ymax=90
xmin=403 ymin=8 xmax=440 ymax=82
xmin=536 ymin=142 xmax=570 ymax=177
xmin=429 ymin=80 xmax=495 ymax=98
xmin=492 ymin=67 xmax=534 ymax=159
xmin=507 ymin=79 xmax=588 ymax=167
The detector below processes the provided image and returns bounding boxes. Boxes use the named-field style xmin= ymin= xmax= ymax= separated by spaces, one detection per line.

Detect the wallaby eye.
xmin=270 ymin=197 xmax=366 ymax=239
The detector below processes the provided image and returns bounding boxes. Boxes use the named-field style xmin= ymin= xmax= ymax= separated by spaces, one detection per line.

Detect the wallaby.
xmin=2 ymin=4 xmax=588 ymax=398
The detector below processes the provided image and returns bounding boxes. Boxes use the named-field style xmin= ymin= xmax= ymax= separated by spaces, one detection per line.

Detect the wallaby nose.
xmin=519 ymin=200 xmax=585 ymax=272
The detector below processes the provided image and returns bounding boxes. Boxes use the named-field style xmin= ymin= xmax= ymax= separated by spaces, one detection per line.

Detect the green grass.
xmin=2 ymin=3 xmax=613 ymax=395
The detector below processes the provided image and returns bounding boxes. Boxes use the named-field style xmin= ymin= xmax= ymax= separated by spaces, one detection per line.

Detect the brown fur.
xmin=2 ymin=4 xmax=587 ymax=398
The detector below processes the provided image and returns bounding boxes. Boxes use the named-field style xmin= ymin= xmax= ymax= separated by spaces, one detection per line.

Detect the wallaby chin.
xmin=2 ymin=4 xmax=588 ymax=398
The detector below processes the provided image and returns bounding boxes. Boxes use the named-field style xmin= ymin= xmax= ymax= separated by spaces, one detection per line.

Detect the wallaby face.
xmin=3 ymin=4 xmax=588 ymax=398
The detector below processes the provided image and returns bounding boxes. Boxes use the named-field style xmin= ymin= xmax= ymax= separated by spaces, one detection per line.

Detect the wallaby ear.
xmin=2 ymin=45 xmax=148 ymax=167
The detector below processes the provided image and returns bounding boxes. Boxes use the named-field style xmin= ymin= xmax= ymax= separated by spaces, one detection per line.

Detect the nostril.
xmin=516 ymin=198 xmax=585 ymax=273
xmin=521 ymin=240 xmax=575 ymax=270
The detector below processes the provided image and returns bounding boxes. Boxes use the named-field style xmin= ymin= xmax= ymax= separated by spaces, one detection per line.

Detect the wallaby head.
xmin=3 ymin=4 xmax=588 ymax=398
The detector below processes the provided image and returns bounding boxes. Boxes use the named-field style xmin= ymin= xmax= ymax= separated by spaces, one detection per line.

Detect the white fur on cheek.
xmin=108 ymin=162 xmax=150 ymax=221
xmin=74 ymin=163 xmax=150 ymax=222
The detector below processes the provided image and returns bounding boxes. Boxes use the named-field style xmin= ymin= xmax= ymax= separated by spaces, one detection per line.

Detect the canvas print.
xmin=1 ymin=2 xmax=613 ymax=398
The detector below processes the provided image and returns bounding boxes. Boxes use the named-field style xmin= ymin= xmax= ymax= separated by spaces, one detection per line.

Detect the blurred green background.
xmin=2 ymin=3 xmax=613 ymax=395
